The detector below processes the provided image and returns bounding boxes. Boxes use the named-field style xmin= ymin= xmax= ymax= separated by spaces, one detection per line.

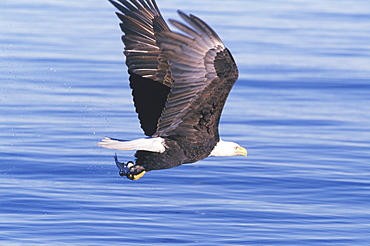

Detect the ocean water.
xmin=1 ymin=0 xmax=370 ymax=245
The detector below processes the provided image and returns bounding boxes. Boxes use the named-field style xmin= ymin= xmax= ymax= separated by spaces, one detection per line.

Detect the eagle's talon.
xmin=114 ymin=155 xmax=146 ymax=180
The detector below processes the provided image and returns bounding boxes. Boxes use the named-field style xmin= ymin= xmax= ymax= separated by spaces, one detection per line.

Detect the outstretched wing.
xmin=110 ymin=0 xmax=171 ymax=84
xmin=153 ymin=11 xmax=239 ymax=141
xmin=110 ymin=0 xmax=172 ymax=136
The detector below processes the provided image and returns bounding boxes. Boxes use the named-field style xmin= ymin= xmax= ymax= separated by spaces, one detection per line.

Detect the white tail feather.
xmin=98 ymin=137 xmax=166 ymax=153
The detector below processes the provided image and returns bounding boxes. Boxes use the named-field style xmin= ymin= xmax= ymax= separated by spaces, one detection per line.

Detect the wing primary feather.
xmin=168 ymin=19 xmax=201 ymax=38
xmin=189 ymin=14 xmax=223 ymax=45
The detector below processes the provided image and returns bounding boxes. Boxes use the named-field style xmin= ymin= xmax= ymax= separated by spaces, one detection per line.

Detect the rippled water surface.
xmin=1 ymin=0 xmax=370 ymax=245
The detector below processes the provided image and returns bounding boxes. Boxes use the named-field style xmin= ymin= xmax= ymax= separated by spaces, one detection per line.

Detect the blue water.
xmin=1 ymin=0 xmax=370 ymax=245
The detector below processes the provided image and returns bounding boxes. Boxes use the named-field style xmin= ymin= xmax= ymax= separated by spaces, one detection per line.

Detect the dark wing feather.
xmin=129 ymin=72 xmax=170 ymax=136
xmin=110 ymin=0 xmax=173 ymax=136
xmin=153 ymin=11 xmax=239 ymax=142
xmin=110 ymin=0 xmax=172 ymax=85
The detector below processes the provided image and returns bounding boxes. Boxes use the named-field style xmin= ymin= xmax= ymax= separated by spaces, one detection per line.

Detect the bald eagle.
xmin=99 ymin=0 xmax=247 ymax=180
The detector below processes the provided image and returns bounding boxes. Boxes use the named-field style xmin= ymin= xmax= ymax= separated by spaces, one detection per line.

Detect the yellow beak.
xmin=236 ymin=147 xmax=248 ymax=156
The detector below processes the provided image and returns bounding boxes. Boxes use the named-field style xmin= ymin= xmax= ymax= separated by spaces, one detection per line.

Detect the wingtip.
xmin=177 ymin=10 xmax=189 ymax=20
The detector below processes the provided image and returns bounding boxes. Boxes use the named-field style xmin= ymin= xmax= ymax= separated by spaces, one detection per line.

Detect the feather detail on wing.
xmin=110 ymin=0 xmax=172 ymax=86
xmin=153 ymin=11 xmax=237 ymax=137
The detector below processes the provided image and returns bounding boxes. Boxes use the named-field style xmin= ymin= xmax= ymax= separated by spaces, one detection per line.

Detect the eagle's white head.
xmin=209 ymin=140 xmax=247 ymax=157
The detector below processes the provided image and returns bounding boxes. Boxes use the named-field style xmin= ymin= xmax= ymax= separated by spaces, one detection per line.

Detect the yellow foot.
xmin=114 ymin=154 xmax=146 ymax=180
